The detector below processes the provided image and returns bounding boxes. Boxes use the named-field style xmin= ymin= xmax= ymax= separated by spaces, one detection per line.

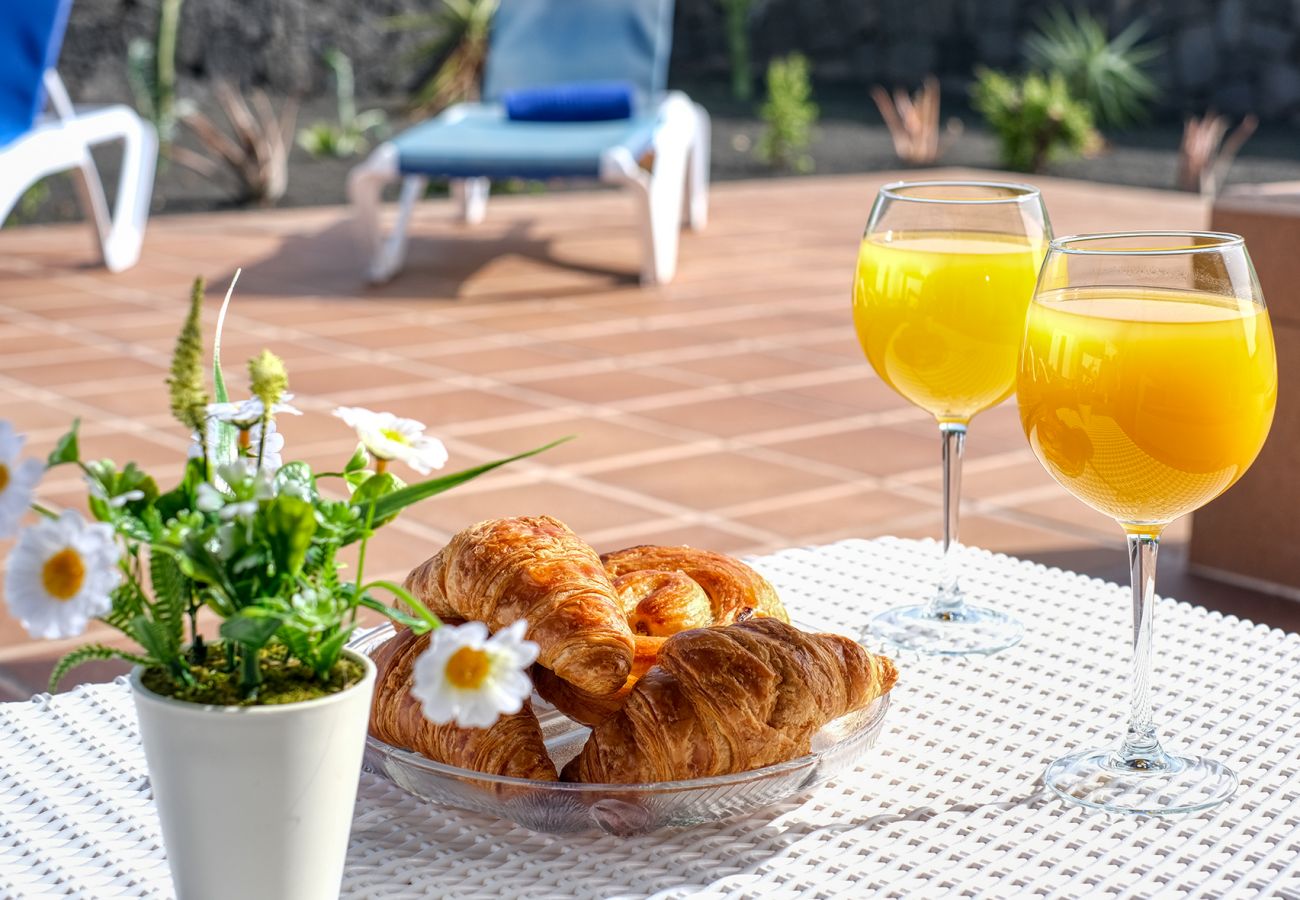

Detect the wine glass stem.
xmin=1120 ymin=531 xmax=1166 ymax=766
xmin=928 ymin=422 xmax=967 ymax=619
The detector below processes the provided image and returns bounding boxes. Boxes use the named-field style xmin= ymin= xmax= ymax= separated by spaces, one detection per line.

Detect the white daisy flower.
xmin=333 ymin=406 xmax=448 ymax=475
xmin=207 ymin=395 xmax=302 ymax=429
xmin=0 ymin=421 xmax=43 ymax=537
xmin=411 ymin=620 xmax=539 ymax=729
xmin=3 ymin=510 xmax=121 ymax=640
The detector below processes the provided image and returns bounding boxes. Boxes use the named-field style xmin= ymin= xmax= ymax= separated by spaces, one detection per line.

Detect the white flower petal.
xmin=3 ymin=510 xmax=121 ymax=641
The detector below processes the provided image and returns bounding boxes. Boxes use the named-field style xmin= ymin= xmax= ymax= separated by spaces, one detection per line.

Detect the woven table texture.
xmin=2 ymin=537 xmax=1298 ymax=899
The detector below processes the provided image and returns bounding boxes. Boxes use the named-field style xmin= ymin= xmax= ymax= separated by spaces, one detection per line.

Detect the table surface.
xmin=2 ymin=537 xmax=1298 ymax=899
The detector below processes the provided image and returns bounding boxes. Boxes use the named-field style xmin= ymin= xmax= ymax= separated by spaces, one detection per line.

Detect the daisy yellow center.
xmin=0 ymin=463 xmax=8 ymax=493
xmin=446 ymin=646 xmax=492 ymax=690
xmin=42 ymin=548 xmax=86 ymax=601
xmin=379 ymin=428 xmax=410 ymax=447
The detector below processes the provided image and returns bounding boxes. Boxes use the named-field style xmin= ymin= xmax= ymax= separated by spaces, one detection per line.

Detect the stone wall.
xmin=57 ymin=0 xmax=1300 ymax=121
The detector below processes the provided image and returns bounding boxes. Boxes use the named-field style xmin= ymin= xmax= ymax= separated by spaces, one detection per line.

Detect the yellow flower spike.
xmin=248 ymin=350 xmax=289 ymax=417
xmin=167 ymin=277 xmax=210 ymax=434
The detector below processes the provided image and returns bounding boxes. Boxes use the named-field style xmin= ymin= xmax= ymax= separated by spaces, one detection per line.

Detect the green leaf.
xmin=129 ymin=614 xmax=179 ymax=664
xmin=261 ymin=495 xmax=317 ymax=578
xmin=220 ymin=608 xmax=284 ymax=648
xmin=314 ymin=626 xmax=354 ymax=677
xmin=344 ymin=437 xmax=571 ymax=542
xmin=49 ymin=644 xmax=153 ymax=692
xmin=358 ymin=593 xmax=434 ymax=633
xmin=150 ymin=550 xmax=189 ymax=647
xmin=343 ymin=444 xmax=369 ymax=472
xmin=154 ymin=457 xmax=205 ymax=524
xmin=47 ymin=420 xmax=80 ymax=467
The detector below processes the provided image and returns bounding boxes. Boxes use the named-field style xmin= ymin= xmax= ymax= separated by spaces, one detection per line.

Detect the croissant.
xmin=369 ymin=626 xmax=558 ymax=781
xmin=561 ymin=617 xmax=897 ymax=784
xmin=404 ymin=516 xmax=635 ymax=696
xmin=534 ymin=546 xmax=790 ymax=725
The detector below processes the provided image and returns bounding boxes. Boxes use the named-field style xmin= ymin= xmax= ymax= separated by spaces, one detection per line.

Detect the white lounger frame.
xmin=0 ymin=73 xmax=157 ymax=272
xmin=348 ymin=91 xmax=709 ymax=286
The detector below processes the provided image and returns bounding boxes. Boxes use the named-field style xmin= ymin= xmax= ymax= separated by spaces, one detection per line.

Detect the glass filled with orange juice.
xmin=853 ymin=181 xmax=1050 ymax=655
xmin=1019 ymin=232 xmax=1277 ymax=815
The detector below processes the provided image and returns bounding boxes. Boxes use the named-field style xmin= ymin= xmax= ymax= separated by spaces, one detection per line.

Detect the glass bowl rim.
xmin=1048 ymin=230 xmax=1245 ymax=256
xmin=353 ymin=622 xmax=890 ymax=793
xmin=878 ymin=179 xmax=1042 ymax=204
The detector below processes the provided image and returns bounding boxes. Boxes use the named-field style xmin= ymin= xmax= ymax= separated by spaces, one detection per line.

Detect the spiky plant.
xmin=386 ymin=0 xmax=499 ymax=115
xmin=171 ymin=83 xmax=298 ymax=205
xmin=1024 ymin=6 xmax=1161 ymax=129
xmin=871 ymin=76 xmax=962 ymax=166
xmin=971 ymin=68 xmax=1099 ymax=173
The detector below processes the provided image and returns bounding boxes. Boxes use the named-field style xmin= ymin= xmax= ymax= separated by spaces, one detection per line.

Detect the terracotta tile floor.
xmin=1 ymin=167 xmax=1295 ymax=701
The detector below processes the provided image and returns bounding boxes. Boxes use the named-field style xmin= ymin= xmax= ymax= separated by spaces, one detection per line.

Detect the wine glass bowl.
xmin=853 ymin=181 xmax=1050 ymax=655
xmin=1018 ymin=231 xmax=1277 ymax=814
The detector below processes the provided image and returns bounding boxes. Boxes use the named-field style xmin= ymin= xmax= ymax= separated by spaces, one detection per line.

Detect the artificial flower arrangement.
xmin=0 ymin=276 xmax=552 ymax=723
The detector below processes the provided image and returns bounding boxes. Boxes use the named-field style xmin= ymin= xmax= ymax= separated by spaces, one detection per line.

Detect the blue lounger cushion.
xmin=503 ymin=81 xmax=636 ymax=122
xmin=391 ymin=103 xmax=660 ymax=180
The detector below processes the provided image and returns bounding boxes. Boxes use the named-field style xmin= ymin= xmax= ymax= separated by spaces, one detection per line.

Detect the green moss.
xmin=142 ymin=643 xmax=364 ymax=706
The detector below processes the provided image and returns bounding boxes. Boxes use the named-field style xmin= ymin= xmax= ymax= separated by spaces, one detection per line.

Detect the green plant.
xmin=386 ymin=0 xmax=498 ymax=115
xmin=1024 ymin=6 xmax=1160 ymax=128
xmin=971 ymin=68 xmax=1099 ymax=173
xmin=871 ymin=76 xmax=962 ymax=166
xmin=126 ymin=0 xmax=185 ymax=148
xmin=720 ymin=0 xmax=755 ymax=102
xmin=297 ymin=50 xmax=389 ymax=160
xmin=171 ymin=83 xmax=298 ymax=205
xmin=0 ymin=275 xmax=563 ymax=702
xmin=1178 ymin=112 xmax=1258 ymax=196
xmin=756 ymin=54 xmax=818 ymax=173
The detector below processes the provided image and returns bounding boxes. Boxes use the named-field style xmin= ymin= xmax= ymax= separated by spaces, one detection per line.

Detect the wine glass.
xmin=1018 ymin=232 xmax=1277 ymax=814
xmin=852 ymin=181 xmax=1050 ymax=655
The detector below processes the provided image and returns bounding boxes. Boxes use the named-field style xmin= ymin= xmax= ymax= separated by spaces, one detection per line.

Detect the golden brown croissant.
xmin=534 ymin=545 xmax=791 ymax=725
xmin=369 ymin=626 xmax=558 ymax=781
xmin=403 ymin=516 xmax=635 ymax=696
xmin=560 ymin=618 xmax=897 ymax=784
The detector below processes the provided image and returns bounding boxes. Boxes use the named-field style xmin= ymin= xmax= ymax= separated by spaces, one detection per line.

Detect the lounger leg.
xmin=452 ymin=177 xmax=490 ymax=224
xmin=349 ymin=143 xmax=426 ymax=284
xmin=97 ymin=112 xmax=157 ymax=272
xmin=686 ymin=103 xmax=710 ymax=231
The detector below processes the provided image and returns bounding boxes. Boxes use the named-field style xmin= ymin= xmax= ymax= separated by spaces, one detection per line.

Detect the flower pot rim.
xmin=128 ymin=648 xmax=376 ymax=716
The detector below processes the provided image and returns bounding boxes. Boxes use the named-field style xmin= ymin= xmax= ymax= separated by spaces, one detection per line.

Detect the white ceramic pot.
xmin=130 ymin=651 xmax=376 ymax=900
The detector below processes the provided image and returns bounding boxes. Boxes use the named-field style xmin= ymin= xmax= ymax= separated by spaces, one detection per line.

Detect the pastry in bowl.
xmin=403 ymin=515 xmax=635 ymax=696
xmin=368 ymin=626 xmax=558 ymax=781
xmin=533 ymin=545 xmax=790 ymax=725
xmin=562 ymin=617 xmax=897 ymax=784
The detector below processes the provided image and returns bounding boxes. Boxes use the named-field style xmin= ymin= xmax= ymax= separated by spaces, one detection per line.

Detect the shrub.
xmin=757 ymin=54 xmax=818 ymax=173
xmin=386 ymin=0 xmax=498 ymax=115
xmin=297 ymin=50 xmax=388 ymax=160
xmin=720 ymin=0 xmax=756 ymax=102
xmin=971 ymin=68 xmax=1098 ymax=173
xmin=1024 ymin=6 xmax=1160 ymax=128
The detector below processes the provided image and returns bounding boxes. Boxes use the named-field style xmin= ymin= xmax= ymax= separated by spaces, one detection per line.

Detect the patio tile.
xmin=730 ymin=487 xmax=934 ymax=543
xmin=630 ymin=393 xmax=834 ymax=438
xmin=402 ymin=478 xmax=663 ymax=536
xmin=463 ymin=415 xmax=693 ymax=468
xmin=591 ymin=450 xmax=841 ymax=510
xmin=524 ymin=369 xmax=698 ymax=405
xmin=767 ymin=426 xmax=937 ymax=478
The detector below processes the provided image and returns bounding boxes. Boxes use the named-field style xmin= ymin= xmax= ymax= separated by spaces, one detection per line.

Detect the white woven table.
xmin=3 ymin=537 xmax=1299 ymax=899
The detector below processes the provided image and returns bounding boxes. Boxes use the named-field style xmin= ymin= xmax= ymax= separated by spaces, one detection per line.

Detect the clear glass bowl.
xmin=351 ymin=623 xmax=890 ymax=836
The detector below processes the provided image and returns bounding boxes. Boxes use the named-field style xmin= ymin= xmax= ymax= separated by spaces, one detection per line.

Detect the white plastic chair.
xmin=0 ymin=0 xmax=157 ymax=272
xmin=348 ymin=0 xmax=709 ymax=287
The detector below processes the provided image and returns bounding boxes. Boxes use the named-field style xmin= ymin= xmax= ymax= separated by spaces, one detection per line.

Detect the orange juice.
xmin=852 ymin=231 xmax=1045 ymax=423
xmin=1018 ymin=288 xmax=1277 ymax=530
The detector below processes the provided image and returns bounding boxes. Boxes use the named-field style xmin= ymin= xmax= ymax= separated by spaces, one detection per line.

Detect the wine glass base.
xmin=866 ymin=603 xmax=1023 ymax=656
xmin=1045 ymin=749 xmax=1238 ymax=815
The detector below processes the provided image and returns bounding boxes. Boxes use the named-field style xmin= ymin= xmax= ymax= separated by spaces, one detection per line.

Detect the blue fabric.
xmin=392 ymin=104 xmax=659 ymax=179
xmin=483 ymin=0 xmax=674 ymax=101
xmin=0 ymin=0 xmax=73 ymax=149
xmin=504 ymin=81 xmax=635 ymax=122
